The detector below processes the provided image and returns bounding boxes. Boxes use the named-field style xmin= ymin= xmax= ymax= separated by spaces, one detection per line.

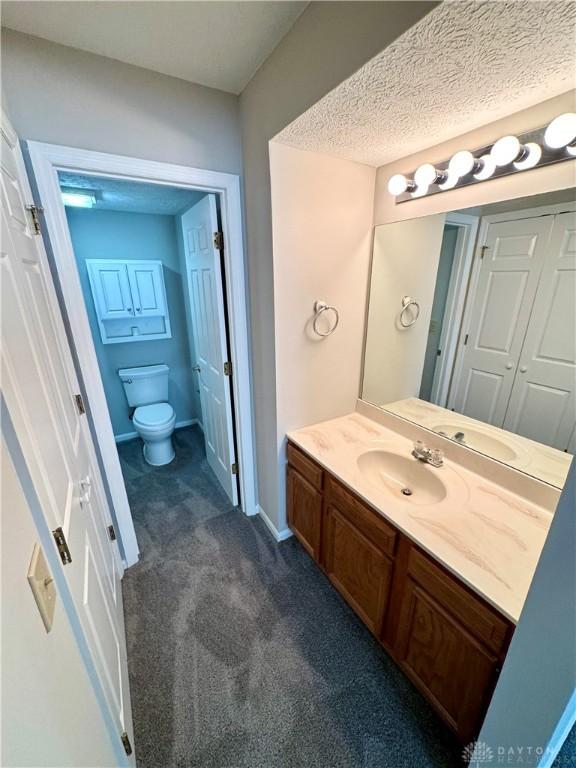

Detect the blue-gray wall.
xmin=66 ymin=207 xmax=198 ymax=438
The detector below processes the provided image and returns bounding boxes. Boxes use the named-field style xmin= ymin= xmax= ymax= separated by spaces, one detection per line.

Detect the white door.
xmin=451 ymin=216 xmax=554 ymax=425
xmin=87 ymin=260 xmax=134 ymax=319
xmin=180 ymin=195 xmax=238 ymax=505
xmin=503 ymin=211 xmax=576 ymax=449
xmin=127 ymin=261 xmax=166 ymax=317
xmin=1 ymin=114 xmax=135 ymax=760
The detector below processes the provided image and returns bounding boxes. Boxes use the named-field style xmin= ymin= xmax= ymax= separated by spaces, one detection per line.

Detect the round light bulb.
xmin=567 ymin=145 xmax=576 ymax=157
xmin=491 ymin=135 xmax=522 ymax=167
xmin=513 ymin=142 xmax=542 ymax=170
xmin=473 ymin=154 xmax=496 ymax=181
xmin=438 ymin=171 xmax=459 ymax=191
xmin=414 ymin=163 xmax=439 ymax=188
xmin=544 ymin=113 xmax=576 ymax=149
xmin=387 ymin=174 xmax=410 ymax=196
xmin=448 ymin=150 xmax=476 ymax=178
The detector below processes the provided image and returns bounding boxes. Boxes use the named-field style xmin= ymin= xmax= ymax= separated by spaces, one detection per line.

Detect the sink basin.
xmin=357 ymin=450 xmax=447 ymax=505
xmin=432 ymin=424 xmax=518 ymax=462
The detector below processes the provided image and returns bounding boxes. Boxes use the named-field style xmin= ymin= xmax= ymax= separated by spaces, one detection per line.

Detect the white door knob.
xmin=520 ymin=365 xmax=528 ymax=373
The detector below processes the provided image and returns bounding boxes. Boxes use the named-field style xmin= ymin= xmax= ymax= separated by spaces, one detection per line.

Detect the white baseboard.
xmin=114 ymin=418 xmax=200 ymax=444
xmin=257 ymin=504 xmax=293 ymax=543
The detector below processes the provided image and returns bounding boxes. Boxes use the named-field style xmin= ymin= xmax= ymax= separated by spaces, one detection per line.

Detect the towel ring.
xmin=313 ymin=300 xmax=339 ymax=337
xmin=399 ymin=296 xmax=420 ymax=328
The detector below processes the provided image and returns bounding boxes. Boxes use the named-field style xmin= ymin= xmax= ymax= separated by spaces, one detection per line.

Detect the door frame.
xmin=26 ymin=142 xmax=257 ymax=566
xmin=429 ymin=212 xmax=479 ymax=407
xmin=446 ymin=200 xmax=576 ymax=411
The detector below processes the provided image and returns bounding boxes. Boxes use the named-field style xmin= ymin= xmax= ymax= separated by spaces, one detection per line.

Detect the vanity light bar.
xmin=388 ymin=112 xmax=576 ymax=202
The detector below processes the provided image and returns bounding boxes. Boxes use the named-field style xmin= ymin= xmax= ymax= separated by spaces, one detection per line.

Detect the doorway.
xmin=26 ymin=143 xmax=257 ymax=566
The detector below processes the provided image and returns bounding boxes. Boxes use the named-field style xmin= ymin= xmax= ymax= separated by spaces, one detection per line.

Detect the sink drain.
xmin=401 ymin=488 xmax=413 ymax=496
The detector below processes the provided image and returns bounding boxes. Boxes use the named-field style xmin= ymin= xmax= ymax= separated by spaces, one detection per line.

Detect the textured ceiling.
xmin=58 ymin=173 xmax=205 ymax=216
xmin=276 ymin=1 xmax=576 ymax=167
xmin=1 ymin=1 xmax=308 ymax=94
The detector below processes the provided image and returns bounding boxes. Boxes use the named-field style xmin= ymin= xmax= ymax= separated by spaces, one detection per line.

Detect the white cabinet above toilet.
xmin=86 ymin=259 xmax=171 ymax=344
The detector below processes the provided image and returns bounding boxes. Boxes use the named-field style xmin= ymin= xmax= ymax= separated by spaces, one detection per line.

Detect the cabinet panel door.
xmin=287 ymin=467 xmax=322 ymax=561
xmin=324 ymin=504 xmax=393 ymax=636
xmin=87 ymin=260 xmax=133 ymax=319
xmin=396 ymin=580 xmax=498 ymax=743
xmin=126 ymin=262 xmax=166 ymax=318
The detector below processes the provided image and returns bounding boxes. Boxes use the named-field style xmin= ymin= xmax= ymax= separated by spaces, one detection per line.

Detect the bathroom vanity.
xmin=285 ymin=410 xmax=556 ymax=744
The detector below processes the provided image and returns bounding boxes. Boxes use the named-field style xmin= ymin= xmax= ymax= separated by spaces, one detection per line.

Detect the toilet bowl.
xmin=118 ymin=364 xmax=176 ymax=466
xmin=132 ymin=402 xmax=176 ymax=466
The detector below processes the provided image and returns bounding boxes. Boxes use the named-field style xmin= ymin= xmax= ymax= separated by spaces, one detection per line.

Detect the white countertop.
xmin=287 ymin=412 xmax=554 ymax=624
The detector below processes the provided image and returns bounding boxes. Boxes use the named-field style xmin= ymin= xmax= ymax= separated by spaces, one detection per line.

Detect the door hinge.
xmin=436 ymin=348 xmax=441 ymax=357
xmin=52 ymin=527 xmax=72 ymax=565
xmin=231 ymin=462 xmax=239 ymax=475
xmin=74 ymin=394 xmax=86 ymax=415
xmin=107 ymin=525 xmax=116 ymax=541
xmin=25 ymin=204 xmax=43 ymax=235
xmin=224 ymin=361 xmax=232 ymax=376
xmin=121 ymin=732 xmax=133 ymax=756
xmin=213 ymin=231 xmax=223 ymax=250
xmin=479 ymin=245 xmax=489 ymax=259
xmin=464 ymin=333 xmax=469 ymax=345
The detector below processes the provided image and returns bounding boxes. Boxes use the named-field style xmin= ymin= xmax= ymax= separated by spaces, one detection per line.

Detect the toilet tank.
xmin=118 ymin=364 xmax=169 ymax=407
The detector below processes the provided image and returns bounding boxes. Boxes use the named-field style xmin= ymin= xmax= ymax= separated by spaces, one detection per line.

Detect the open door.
xmin=1 ymin=112 xmax=135 ymax=762
xmin=180 ymin=195 xmax=238 ymax=505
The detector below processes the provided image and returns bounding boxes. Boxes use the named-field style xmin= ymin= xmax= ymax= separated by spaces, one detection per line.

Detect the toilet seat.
xmin=133 ymin=402 xmax=174 ymax=429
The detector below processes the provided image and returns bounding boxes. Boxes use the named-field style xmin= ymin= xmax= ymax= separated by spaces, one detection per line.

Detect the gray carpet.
xmin=119 ymin=427 xmax=461 ymax=768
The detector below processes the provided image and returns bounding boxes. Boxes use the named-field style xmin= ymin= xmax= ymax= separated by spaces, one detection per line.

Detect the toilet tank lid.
xmin=118 ymin=364 xmax=169 ymax=381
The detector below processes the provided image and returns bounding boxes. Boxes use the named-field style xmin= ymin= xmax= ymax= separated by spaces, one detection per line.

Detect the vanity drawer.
xmin=406 ymin=547 xmax=512 ymax=655
xmin=326 ymin=476 xmax=397 ymax=558
xmin=287 ymin=443 xmax=324 ymax=491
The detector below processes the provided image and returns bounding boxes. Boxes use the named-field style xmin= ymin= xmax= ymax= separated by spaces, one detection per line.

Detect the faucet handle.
xmin=430 ymin=448 xmax=444 ymax=467
xmin=413 ymin=439 xmax=425 ymax=452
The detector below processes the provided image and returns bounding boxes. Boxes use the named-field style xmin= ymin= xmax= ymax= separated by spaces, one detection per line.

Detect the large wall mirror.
xmin=361 ymin=188 xmax=575 ymax=489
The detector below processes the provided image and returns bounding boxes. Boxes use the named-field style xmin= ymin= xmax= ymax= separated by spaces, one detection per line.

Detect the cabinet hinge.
xmin=74 ymin=394 xmax=86 ymax=415
xmin=25 ymin=204 xmax=43 ymax=235
xmin=231 ymin=462 xmax=239 ymax=475
xmin=213 ymin=231 xmax=223 ymax=250
xmin=463 ymin=333 xmax=469 ymax=346
xmin=224 ymin=361 xmax=232 ymax=376
xmin=121 ymin=732 xmax=133 ymax=756
xmin=52 ymin=526 xmax=72 ymax=565
xmin=479 ymin=245 xmax=489 ymax=259
xmin=107 ymin=525 xmax=117 ymax=542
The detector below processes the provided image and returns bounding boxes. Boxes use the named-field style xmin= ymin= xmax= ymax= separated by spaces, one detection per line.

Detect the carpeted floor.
xmin=119 ymin=426 xmax=461 ymax=768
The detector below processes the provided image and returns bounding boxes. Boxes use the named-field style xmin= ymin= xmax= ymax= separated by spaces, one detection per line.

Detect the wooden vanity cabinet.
xmin=286 ymin=442 xmax=514 ymax=742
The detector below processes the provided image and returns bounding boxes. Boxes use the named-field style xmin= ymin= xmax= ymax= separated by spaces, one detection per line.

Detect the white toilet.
xmin=118 ymin=364 xmax=176 ymax=466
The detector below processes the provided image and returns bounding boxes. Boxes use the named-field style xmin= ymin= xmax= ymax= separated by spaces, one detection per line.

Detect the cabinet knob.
xmin=520 ymin=366 xmax=527 ymax=373
xmin=136 ymin=307 xmax=141 ymax=312
xmin=128 ymin=307 xmax=133 ymax=313
xmin=505 ymin=362 xmax=513 ymax=370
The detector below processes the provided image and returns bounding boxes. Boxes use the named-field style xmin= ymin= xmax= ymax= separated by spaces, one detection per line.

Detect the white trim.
xmin=430 ymin=212 xmax=479 ymax=407
xmin=26 ymin=142 xmax=258 ymax=567
xmin=114 ymin=418 xmax=199 ymax=444
xmin=257 ymin=505 xmax=293 ymax=542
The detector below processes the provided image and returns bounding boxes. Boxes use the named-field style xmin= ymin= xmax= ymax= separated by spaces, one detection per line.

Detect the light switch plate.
xmin=27 ymin=544 xmax=56 ymax=633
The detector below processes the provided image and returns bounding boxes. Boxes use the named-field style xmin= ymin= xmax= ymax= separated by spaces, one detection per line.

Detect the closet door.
xmin=503 ymin=212 xmax=576 ymax=450
xmin=87 ymin=259 xmax=134 ymax=319
xmin=126 ymin=261 xmax=167 ymax=318
xmin=451 ymin=216 xmax=553 ymax=426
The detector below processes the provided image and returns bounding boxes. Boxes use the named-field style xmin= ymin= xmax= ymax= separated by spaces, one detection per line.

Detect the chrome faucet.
xmin=411 ymin=440 xmax=444 ymax=468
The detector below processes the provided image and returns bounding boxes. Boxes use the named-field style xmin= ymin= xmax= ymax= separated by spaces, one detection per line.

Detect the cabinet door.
xmin=87 ymin=260 xmax=134 ymax=319
xmin=395 ymin=577 xmax=500 ymax=743
xmin=287 ymin=467 xmax=322 ymax=561
xmin=324 ymin=503 xmax=393 ymax=636
xmin=126 ymin=261 xmax=167 ymax=318
xmin=502 ymin=211 xmax=576 ymax=450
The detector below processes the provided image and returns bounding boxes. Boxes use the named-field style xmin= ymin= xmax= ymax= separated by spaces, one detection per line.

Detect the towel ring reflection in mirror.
xmin=313 ymin=300 xmax=339 ymax=337
xmin=400 ymin=296 xmax=420 ymax=328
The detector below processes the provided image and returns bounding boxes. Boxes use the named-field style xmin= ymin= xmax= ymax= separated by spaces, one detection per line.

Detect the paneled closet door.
xmin=126 ymin=261 xmax=166 ymax=317
xmin=87 ymin=260 xmax=134 ymax=319
xmin=502 ymin=211 xmax=576 ymax=450
xmin=451 ymin=216 xmax=554 ymax=426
